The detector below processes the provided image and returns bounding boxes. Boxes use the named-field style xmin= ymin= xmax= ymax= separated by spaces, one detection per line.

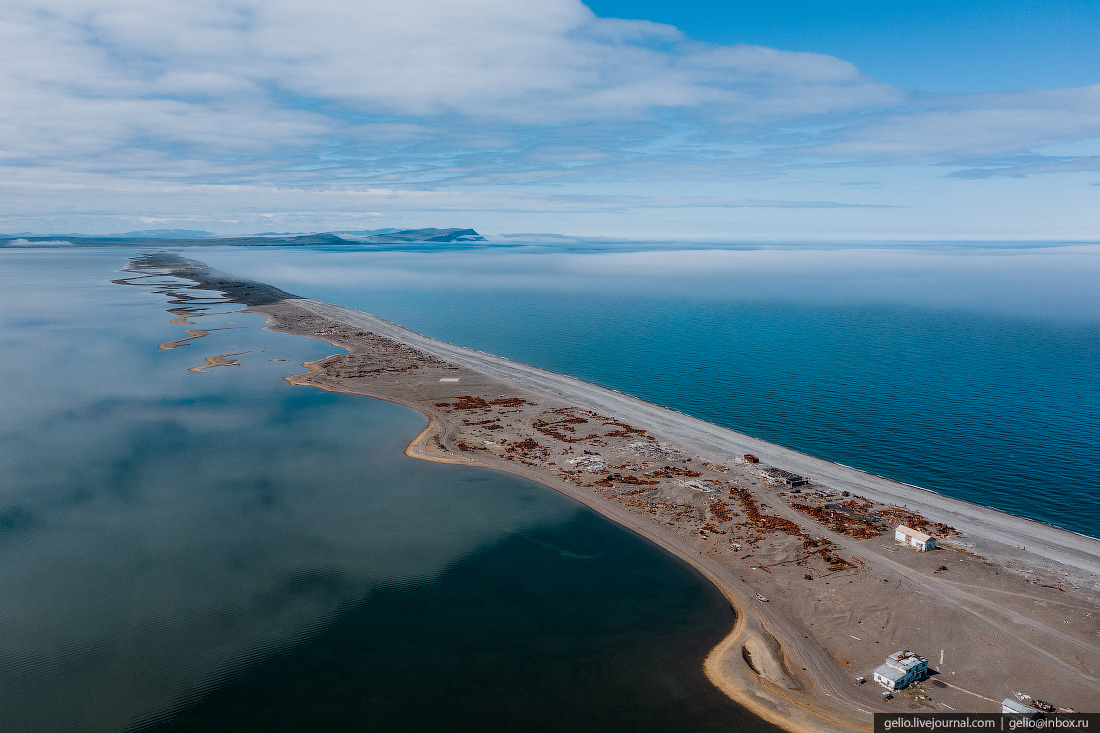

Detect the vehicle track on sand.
xmin=785 ymin=504 xmax=1100 ymax=683
xmin=933 ymin=579 xmax=1100 ymax=613
xmin=868 ymin=551 xmax=1100 ymax=681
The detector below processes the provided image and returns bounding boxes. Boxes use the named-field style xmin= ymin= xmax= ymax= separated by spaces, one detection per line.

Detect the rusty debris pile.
xmin=787 ymin=494 xmax=959 ymax=540
xmin=789 ymin=502 xmax=886 ymax=540
xmin=646 ymin=465 xmax=702 ymax=479
xmin=436 ymin=395 xmax=532 ymax=411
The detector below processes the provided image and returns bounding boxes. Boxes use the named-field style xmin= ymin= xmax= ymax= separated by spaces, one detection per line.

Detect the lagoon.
xmin=0 ymin=248 xmax=763 ymax=732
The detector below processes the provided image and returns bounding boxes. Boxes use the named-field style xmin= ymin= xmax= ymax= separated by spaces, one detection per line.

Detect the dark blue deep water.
xmin=202 ymin=242 xmax=1100 ymax=538
xmin=0 ymin=248 xmax=764 ymax=732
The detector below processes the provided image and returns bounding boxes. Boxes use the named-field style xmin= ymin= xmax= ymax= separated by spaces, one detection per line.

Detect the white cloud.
xmin=1 ymin=0 xmax=1099 ymax=234
xmin=0 ymin=0 xmax=894 ymax=165
xmin=808 ymin=87 xmax=1100 ymax=162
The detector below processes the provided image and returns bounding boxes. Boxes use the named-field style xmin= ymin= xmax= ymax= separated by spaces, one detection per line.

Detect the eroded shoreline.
xmin=130 ymin=253 xmax=1100 ymax=732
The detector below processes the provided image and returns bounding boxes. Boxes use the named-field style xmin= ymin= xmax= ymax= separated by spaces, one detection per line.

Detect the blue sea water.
xmin=199 ymin=241 xmax=1100 ymax=538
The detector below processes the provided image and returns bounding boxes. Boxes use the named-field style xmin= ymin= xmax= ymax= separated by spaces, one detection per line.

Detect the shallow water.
xmin=199 ymin=241 xmax=1100 ymax=538
xmin=0 ymin=249 xmax=764 ymax=732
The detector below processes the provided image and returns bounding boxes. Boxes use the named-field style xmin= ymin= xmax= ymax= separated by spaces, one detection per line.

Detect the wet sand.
xmin=131 ymin=253 xmax=1100 ymax=732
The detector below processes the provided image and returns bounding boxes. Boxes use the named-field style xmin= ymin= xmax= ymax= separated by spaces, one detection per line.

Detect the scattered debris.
xmin=566 ymin=454 xmax=607 ymax=472
xmin=790 ymin=502 xmax=885 ymax=539
xmin=763 ymin=468 xmax=808 ymax=488
xmin=646 ymin=465 xmax=701 ymax=478
xmin=631 ymin=442 xmax=687 ymax=461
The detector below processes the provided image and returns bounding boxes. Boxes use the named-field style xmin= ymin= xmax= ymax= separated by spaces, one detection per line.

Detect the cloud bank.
xmin=1 ymin=0 xmax=1098 ymax=234
xmin=201 ymin=242 xmax=1100 ymax=323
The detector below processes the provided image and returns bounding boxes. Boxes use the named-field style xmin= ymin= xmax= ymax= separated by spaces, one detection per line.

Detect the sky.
xmin=1 ymin=0 xmax=1098 ymax=239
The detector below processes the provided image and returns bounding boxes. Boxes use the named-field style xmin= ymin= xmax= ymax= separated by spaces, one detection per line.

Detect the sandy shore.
xmin=132 ymin=253 xmax=1100 ymax=731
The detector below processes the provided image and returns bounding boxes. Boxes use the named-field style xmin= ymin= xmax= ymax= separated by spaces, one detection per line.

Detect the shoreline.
xmin=403 ymin=415 xmax=477 ymax=464
xmin=302 ymin=299 xmax=1099 ymax=550
xmin=287 ymin=297 xmax=1100 ymax=578
xmin=133 ymin=253 xmax=1100 ymax=731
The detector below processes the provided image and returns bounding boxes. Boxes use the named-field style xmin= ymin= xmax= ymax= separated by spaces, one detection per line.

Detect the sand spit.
xmin=188 ymin=350 xmax=248 ymax=373
xmin=134 ymin=254 xmax=1100 ymax=732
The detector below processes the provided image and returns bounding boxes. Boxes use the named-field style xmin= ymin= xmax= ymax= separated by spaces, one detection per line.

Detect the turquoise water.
xmin=200 ymin=242 xmax=1100 ymax=538
xmin=0 ymin=249 xmax=764 ymax=732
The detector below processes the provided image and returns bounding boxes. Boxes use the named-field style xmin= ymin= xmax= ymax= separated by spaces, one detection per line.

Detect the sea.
xmin=1 ymin=239 xmax=1098 ymax=731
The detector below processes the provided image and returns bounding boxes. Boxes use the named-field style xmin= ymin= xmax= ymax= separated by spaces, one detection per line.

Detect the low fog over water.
xmin=201 ymin=241 xmax=1100 ymax=323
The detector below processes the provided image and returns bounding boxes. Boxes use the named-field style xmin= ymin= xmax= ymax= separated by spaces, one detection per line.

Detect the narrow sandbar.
xmin=132 ymin=253 xmax=1100 ymax=731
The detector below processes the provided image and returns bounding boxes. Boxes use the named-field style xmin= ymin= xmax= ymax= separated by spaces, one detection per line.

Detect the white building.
xmin=1002 ymin=699 xmax=1038 ymax=716
xmin=872 ymin=650 xmax=929 ymax=690
xmin=895 ymin=525 xmax=936 ymax=551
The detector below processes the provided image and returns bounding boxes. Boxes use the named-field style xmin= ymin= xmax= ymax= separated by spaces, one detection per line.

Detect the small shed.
xmin=894 ymin=525 xmax=935 ymax=551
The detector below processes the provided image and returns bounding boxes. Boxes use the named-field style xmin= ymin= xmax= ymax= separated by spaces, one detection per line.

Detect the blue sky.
xmin=1 ymin=0 xmax=1098 ymax=239
xmin=587 ymin=1 xmax=1100 ymax=93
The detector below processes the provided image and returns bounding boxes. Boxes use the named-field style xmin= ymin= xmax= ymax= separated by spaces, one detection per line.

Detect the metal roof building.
xmin=895 ymin=525 xmax=936 ymax=551
xmin=1002 ymin=699 xmax=1039 ymax=716
xmin=872 ymin=650 xmax=929 ymax=690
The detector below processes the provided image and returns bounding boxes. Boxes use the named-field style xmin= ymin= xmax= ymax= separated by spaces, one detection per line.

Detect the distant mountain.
xmin=244 ymin=228 xmax=484 ymax=244
xmin=254 ymin=229 xmax=400 ymax=236
xmin=329 ymin=228 xmax=398 ymax=236
xmin=1 ymin=227 xmax=485 ymax=246
xmin=349 ymin=228 xmax=484 ymax=243
xmin=108 ymin=229 xmax=218 ymax=239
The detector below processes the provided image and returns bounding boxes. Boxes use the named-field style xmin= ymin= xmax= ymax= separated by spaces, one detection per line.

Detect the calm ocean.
xmin=201 ymin=240 xmax=1100 ymax=539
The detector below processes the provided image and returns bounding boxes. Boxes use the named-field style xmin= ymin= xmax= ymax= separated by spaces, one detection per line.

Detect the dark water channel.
xmin=0 ymin=249 xmax=766 ymax=732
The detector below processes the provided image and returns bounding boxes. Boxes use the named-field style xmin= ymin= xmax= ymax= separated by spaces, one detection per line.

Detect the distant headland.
xmin=0 ymin=227 xmax=485 ymax=246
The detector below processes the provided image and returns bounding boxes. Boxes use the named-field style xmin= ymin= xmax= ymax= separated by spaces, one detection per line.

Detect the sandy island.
xmin=125 ymin=253 xmax=1100 ymax=732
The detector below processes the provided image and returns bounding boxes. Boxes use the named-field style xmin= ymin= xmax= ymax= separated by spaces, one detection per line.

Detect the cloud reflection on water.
xmin=0 ymin=249 xmax=576 ymax=732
